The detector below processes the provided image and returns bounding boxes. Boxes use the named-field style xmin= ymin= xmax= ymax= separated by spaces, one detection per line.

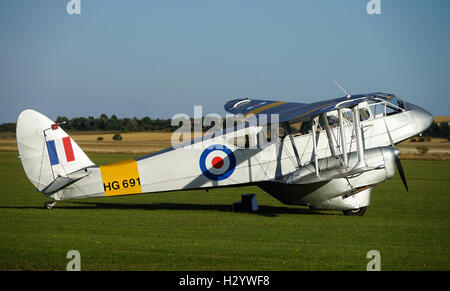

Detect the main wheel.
xmin=44 ymin=201 xmax=55 ymax=210
xmin=343 ymin=206 xmax=367 ymax=216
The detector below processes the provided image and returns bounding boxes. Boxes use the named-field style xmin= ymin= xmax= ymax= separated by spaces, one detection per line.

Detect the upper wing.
xmin=224 ymin=98 xmax=307 ymax=122
xmin=224 ymin=94 xmax=376 ymax=123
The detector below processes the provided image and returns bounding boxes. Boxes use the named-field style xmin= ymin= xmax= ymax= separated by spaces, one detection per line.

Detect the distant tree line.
xmin=53 ymin=114 xmax=175 ymax=132
xmin=0 ymin=123 xmax=15 ymax=132
xmin=0 ymin=114 xmax=176 ymax=133
xmin=0 ymin=113 xmax=222 ymax=133
xmin=423 ymin=121 xmax=450 ymax=141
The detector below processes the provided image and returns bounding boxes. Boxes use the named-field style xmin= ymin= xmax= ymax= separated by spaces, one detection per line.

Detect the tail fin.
xmin=16 ymin=109 xmax=95 ymax=192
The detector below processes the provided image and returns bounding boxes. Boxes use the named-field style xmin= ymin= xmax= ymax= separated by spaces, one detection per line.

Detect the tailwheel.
xmin=44 ymin=200 xmax=56 ymax=210
xmin=343 ymin=206 xmax=367 ymax=216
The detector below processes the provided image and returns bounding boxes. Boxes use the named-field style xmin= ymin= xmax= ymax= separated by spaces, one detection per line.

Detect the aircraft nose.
xmin=408 ymin=103 xmax=433 ymax=133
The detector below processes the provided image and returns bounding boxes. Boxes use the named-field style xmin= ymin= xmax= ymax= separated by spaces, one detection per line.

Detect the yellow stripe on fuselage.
xmin=100 ymin=159 xmax=142 ymax=196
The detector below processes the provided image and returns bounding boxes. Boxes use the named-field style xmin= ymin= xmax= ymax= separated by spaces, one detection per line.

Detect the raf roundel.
xmin=199 ymin=144 xmax=236 ymax=181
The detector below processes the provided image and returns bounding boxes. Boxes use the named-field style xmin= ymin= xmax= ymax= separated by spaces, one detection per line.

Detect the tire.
xmin=44 ymin=201 xmax=55 ymax=210
xmin=343 ymin=206 xmax=367 ymax=216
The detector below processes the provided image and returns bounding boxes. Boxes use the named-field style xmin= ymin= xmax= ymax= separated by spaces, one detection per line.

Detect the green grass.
xmin=0 ymin=151 xmax=449 ymax=270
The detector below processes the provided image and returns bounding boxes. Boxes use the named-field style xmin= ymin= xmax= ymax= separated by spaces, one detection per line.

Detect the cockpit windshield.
xmin=374 ymin=93 xmax=405 ymax=110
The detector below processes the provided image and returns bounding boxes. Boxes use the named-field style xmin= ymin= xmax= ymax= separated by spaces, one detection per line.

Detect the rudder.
xmin=16 ymin=109 xmax=95 ymax=192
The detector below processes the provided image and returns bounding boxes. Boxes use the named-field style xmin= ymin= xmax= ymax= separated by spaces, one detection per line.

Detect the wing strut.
xmin=321 ymin=113 xmax=337 ymax=158
xmin=352 ymin=105 xmax=367 ymax=170
xmin=338 ymin=109 xmax=349 ymax=167
xmin=311 ymin=117 xmax=320 ymax=178
xmin=284 ymin=123 xmax=302 ymax=168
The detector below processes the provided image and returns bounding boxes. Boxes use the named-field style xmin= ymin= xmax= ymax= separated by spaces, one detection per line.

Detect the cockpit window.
xmin=385 ymin=94 xmax=405 ymax=109
xmin=374 ymin=93 xmax=405 ymax=110
xmin=385 ymin=104 xmax=402 ymax=116
xmin=342 ymin=108 xmax=371 ymax=123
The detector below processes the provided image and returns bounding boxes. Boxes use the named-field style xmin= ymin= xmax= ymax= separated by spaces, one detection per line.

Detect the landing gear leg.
xmin=44 ymin=200 xmax=56 ymax=210
xmin=343 ymin=206 xmax=367 ymax=216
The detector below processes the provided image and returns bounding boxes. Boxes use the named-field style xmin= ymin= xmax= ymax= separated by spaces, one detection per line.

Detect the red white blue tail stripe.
xmin=46 ymin=137 xmax=75 ymax=166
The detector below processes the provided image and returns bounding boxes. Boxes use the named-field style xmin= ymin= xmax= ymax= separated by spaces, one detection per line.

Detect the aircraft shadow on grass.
xmin=0 ymin=201 xmax=338 ymax=217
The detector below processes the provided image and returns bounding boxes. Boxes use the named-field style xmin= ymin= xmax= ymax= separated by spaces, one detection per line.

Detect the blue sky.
xmin=0 ymin=0 xmax=449 ymax=123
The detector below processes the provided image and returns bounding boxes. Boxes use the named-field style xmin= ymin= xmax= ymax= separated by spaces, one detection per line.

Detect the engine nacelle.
xmin=259 ymin=146 xmax=397 ymax=209
xmin=299 ymin=146 xmax=397 ymax=210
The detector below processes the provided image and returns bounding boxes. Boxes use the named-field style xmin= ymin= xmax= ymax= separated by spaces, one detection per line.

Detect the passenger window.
xmin=342 ymin=109 xmax=371 ymax=122
xmin=359 ymin=108 xmax=371 ymax=121
xmin=318 ymin=115 xmax=339 ymax=128
xmin=344 ymin=111 xmax=353 ymax=122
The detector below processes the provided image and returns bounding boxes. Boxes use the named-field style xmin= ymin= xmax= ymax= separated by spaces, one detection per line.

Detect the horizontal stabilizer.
xmin=41 ymin=174 xmax=87 ymax=195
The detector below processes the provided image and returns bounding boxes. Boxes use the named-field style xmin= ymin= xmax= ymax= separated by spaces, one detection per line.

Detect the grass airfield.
xmin=0 ymin=151 xmax=449 ymax=270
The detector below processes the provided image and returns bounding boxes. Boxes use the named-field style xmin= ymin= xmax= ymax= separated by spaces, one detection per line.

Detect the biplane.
xmin=16 ymin=91 xmax=433 ymax=215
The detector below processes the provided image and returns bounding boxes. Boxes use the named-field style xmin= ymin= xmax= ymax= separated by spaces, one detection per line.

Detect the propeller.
xmin=384 ymin=118 xmax=409 ymax=191
xmin=394 ymin=149 xmax=408 ymax=191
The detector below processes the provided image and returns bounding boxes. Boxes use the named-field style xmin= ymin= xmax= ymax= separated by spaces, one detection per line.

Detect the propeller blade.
xmin=395 ymin=156 xmax=408 ymax=192
xmin=385 ymin=117 xmax=408 ymax=191
xmin=383 ymin=116 xmax=395 ymax=148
